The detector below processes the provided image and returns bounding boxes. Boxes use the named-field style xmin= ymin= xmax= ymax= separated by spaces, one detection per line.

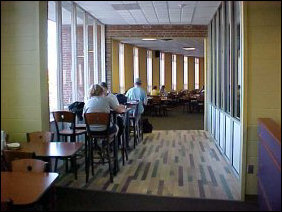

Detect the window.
xmin=184 ymin=56 xmax=188 ymax=90
xmin=119 ymin=43 xmax=125 ymax=93
xmin=147 ymin=50 xmax=153 ymax=93
xmin=195 ymin=58 xmax=200 ymax=89
xmin=100 ymin=25 xmax=106 ymax=82
xmin=87 ymin=15 xmax=95 ymax=87
xmin=48 ymin=1 xmax=58 ymax=112
xmin=76 ymin=6 xmax=85 ymax=102
xmin=225 ymin=1 xmax=231 ymax=113
xmin=61 ymin=1 xmax=73 ymax=110
xmin=172 ymin=55 xmax=176 ymax=91
xmin=47 ymin=2 xmax=105 ymax=115
xmin=160 ymin=52 xmax=165 ymax=87
xmin=233 ymin=1 xmax=241 ymax=119
xmin=97 ymin=24 xmax=102 ymax=82
xmin=133 ymin=47 xmax=139 ymax=80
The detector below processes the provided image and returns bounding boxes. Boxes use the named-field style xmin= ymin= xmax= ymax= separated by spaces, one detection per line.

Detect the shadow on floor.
xmin=55 ymin=186 xmax=258 ymax=211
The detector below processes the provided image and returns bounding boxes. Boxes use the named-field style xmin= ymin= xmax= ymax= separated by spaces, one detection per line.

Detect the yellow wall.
xmin=165 ymin=53 xmax=172 ymax=91
xmin=124 ymin=44 xmax=134 ymax=92
xmin=1 ymin=1 xmax=49 ymax=142
xmin=139 ymin=47 xmax=147 ymax=91
xmin=152 ymin=50 xmax=160 ymax=89
xmin=244 ymin=1 xmax=281 ymax=195
xmin=176 ymin=55 xmax=184 ymax=91
xmin=188 ymin=57 xmax=195 ymax=90
xmin=112 ymin=39 xmax=119 ymax=93
xmin=111 ymin=41 xmax=205 ymax=93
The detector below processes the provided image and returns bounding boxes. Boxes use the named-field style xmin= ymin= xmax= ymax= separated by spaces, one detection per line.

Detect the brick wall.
xmin=105 ymin=25 xmax=208 ymax=91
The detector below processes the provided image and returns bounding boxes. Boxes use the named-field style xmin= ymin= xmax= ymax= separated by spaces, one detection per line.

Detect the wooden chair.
xmin=3 ymin=150 xmax=35 ymax=171
xmin=84 ymin=113 xmax=117 ymax=183
xmin=151 ymin=96 xmax=162 ymax=116
xmin=11 ymin=159 xmax=47 ymax=173
xmin=26 ymin=131 xmax=54 ymax=171
xmin=53 ymin=111 xmax=87 ymax=172
xmin=126 ymin=101 xmax=141 ymax=148
xmin=27 ymin=131 xmax=54 ymax=143
xmin=52 ymin=111 xmax=86 ymax=143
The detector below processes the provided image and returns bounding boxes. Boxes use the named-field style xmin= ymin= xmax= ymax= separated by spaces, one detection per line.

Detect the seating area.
xmin=1 ymin=1 xmax=281 ymax=211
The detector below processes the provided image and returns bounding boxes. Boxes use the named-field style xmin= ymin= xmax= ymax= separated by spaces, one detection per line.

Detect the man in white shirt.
xmin=100 ymin=82 xmax=119 ymax=105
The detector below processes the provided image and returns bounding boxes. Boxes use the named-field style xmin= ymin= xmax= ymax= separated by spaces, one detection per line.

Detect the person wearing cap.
xmin=125 ymin=78 xmax=147 ymax=114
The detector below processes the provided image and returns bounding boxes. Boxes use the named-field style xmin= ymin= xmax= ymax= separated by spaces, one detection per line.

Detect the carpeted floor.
xmin=55 ymin=130 xmax=240 ymax=201
xmin=145 ymin=106 xmax=204 ymax=130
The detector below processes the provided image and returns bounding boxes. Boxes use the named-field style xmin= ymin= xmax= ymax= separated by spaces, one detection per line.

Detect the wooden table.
xmin=1 ymin=172 xmax=58 ymax=205
xmin=18 ymin=142 xmax=83 ymax=179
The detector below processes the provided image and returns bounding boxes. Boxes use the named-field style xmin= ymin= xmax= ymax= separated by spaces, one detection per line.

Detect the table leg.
xmin=71 ymin=156 xmax=77 ymax=180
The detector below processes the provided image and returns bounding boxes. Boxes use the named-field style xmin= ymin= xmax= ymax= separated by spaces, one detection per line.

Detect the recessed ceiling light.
xmin=183 ymin=47 xmax=196 ymax=51
xmin=142 ymin=38 xmax=157 ymax=41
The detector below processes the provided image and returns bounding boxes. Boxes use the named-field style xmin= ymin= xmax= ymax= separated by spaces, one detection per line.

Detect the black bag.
xmin=142 ymin=118 xmax=153 ymax=133
xmin=116 ymin=94 xmax=128 ymax=105
xmin=68 ymin=101 xmax=85 ymax=121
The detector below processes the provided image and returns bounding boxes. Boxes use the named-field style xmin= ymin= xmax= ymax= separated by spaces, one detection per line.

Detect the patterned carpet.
xmin=55 ymin=130 xmax=240 ymax=201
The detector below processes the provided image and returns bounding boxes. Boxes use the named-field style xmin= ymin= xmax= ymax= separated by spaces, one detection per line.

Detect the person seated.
xmin=100 ymin=82 xmax=119 ymax=105
xmin=84 ymin=84 xmax=126 ymax=135
xmin=125 ymin=78 xmax=147 ymax=115
xmin=159 ymin=85 xmax=168 ymax=97
xmin=150 ymin=86 xmax=159 ymax=96
xmin=100 ymin=82 xmax=126 ymax=137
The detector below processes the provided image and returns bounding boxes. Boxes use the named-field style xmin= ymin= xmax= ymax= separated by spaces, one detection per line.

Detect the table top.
xmin=17 ymin=141 xmax=83 ymax=158
xmin=1 ymin=172 xmax=58 ymax=205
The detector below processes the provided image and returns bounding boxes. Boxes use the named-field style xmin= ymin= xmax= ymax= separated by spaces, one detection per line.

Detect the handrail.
xmin=258 ymin=118 xmax=281 ymax=144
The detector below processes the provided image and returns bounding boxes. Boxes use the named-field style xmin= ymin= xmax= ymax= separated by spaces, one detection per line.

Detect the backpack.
xmin=68 ymin=101 xmax=85 ymax=121
xmin=116 ymin=94 xmax=128 ymax=105
xmin=142 ymin=118 xmax=153 ymax=133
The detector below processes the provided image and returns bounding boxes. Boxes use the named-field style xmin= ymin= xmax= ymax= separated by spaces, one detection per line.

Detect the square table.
xmin=1 ymin=172 xmax=58 ymax=206
xmin=17 ymin=142 xmax=83 ymax=179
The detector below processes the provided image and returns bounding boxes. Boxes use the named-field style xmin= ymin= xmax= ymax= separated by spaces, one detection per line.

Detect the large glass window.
xmin=48 ymin=1 xmax=58 ymax=112
xmin=225 ymin=2 xmax=231 ymax=113
xmin=97 ymin=24 xmax=102 ymax=82
xmin=234 ymin=1 xmax=241 ymax=119
xmin=160 ymin=52 xmax=165 ymax=87
xmin=119 ymin=43 xmax=125 ymax=94
xmin=133 ymin=47 xmax=139 ymax=80
xmin=87 ymin=15 xmax=95 ymax=87
xmin=47 ymin=2 xmax=105 ymax=116
xmin=184 ymin=56 xmax=188 ymax=90
xmin=195 ymin=58 xmax=200 ymax=89
xmin=76 ymin=6 xmax=85 ymax=102
xmin=172 ymin=55 xmax=177 ymax=91
xmin=61 ymin=1 xmax=73 ymax=109
xmin=147 ymin=50 xmax=153 ymax=93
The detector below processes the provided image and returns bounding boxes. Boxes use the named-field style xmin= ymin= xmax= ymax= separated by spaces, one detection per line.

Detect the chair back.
xmin=126 ymin=100 xmax=139 ymax=118
xmin=152 ymin=96 xmax=161 ymax=104
xmin=11 ymin=159 xmax=47 ymax=173
xmin=3 ymin=150 xmax=35 ymax=171
xmin=52 ymin=111 xmax=76 ymax=135
xmin=27 ymin=131 xmax=54 ymax=143
xmin=84 ymin=113 xmax=111 ymax=135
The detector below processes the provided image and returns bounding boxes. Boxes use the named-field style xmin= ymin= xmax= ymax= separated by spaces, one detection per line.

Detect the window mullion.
xmin=83 ymin=12 xmax=88 ymax=102
xmin=101 ymin=24 xmax=106 ymax=82
xmin=56 ymin=1 xmax=63 ymax=110
xmin=93 ymin=21 xmax=98 ymax=84
xmin=71 ymin=3 xmax=77 ymax=103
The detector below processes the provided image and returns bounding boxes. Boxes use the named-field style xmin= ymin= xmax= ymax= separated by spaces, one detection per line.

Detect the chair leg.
xmin=123 ymin=132 xmax=128 ymax=161
xmin=120 ymin=135 xmax=125 ymax=166
xmin=90 ymin=139 xmax=94 ymax=176
xmin=54 ymin=158 xmax=58 ymax=172
xmin=85 ymin=136 xmax=89 ymax=183
xmin=107 ymin=139 xmax=113 ymax=183
xmin=133 ymin=120 xmax=136 ymax=149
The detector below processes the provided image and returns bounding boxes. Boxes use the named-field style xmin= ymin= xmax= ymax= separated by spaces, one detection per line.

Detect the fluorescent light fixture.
xmin=142 ymin=38 xmax=157 ymax=41
xmin=183 ymin=47 xmax=196 ymax=51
